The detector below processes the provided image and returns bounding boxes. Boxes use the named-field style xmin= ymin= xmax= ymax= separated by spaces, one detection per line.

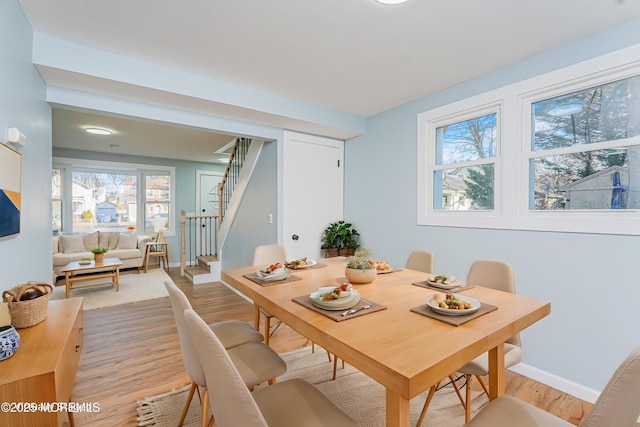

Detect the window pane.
xmin=532 ymin=75 xmax=640 ymax=151
xmin=71 ymin=171 xmax=137 ymax=232
xmin=530 ymin=148 xmax=636 ymax=210
xmin=52 ymin=200 xmax=62 ymax=233
xmin=433 ymin=165 xmax=494 ymax=210
xmin=144 ymin=175 xmax=170 ymax=233
xmin=436 ymin=113 xmax=497 ymax=165
xmin=52 ymin=169 xmax=61 ymax=199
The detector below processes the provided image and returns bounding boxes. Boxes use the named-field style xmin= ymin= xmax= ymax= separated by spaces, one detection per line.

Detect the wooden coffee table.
xmin=61 ymin=257 xmax=123 ymax=298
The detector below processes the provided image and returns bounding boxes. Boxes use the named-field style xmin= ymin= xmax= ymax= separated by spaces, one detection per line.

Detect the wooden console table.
xmin=62 ymin=258 xmax=123 ymax=298
xmin=0 ymin=298 xmax=83 ymax=427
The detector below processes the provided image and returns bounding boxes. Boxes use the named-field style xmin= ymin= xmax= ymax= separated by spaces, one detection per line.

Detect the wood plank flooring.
xmin=67 ymin=267 xmax=593 ymax=426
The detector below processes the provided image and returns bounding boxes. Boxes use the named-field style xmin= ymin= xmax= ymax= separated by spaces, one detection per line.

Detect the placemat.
xmin=243 ymin=273 xmax=303 ymax=287
xmin=287 ymin=262 xmax=328 ymax=271
xmin=410 ymin=302 xmax=497 ymax=326
xmin=292 ymin=295 xmax=387 ymax=322
xmin=412 ymin=280 xmax=475 ymax=293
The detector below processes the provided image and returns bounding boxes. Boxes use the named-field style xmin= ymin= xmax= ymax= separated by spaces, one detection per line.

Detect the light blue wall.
xmin=344 ymin=18 xmax=640 ymax=393
xmin=222 ymin=140 xmax=279 ymax=269
xmin=0 ymin=0 xmax=51 ymax=286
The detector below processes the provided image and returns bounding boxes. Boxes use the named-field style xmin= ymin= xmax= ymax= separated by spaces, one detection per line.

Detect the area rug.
xmin=136 ymin=346 xmax=488 ymax=426
xmin=50 ymin=269 xmax=171 ymax=310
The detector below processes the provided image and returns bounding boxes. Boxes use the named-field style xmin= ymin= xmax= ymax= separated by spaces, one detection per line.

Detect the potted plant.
xmin=321 ymin=221 xmax=359 ymax=258
xmin=344 ymin=249 xmax=376 ymax=284
xmin=91 ymin=245 xmax=109 ymax=263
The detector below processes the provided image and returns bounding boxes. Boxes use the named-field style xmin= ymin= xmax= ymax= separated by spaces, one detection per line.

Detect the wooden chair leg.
xmin=465 ymin=374 xmax=472 ymax=423
xmin=326 ymin=350 xmax=332 ymax=362
xmin=449 ymin=375 xmax=466 ymax=407
xmin=201 ymin=387 xmax=209 ymax=427
xmin=206 ymin=415 xmax=214 ymax=427
xmin=416 ymin=381 xmax=440 ymax=427
xmin=264 ymin=316 xmax=271 ymax=346
xmin=67 ymin=407 xmax=75 ymax=427
xmin=178 ymin=382 xmax=197 ymax=427
xmin=333 ymin=356 xmax=338 ymax=380
xmin=268 ymin=378 xmax=277 ymax=385
xmin=476 ymin=375 xmax=489 ymax=396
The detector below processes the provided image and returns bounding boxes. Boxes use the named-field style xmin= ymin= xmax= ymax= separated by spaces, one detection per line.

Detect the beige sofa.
xmin=52 ymin=231 xmax=150 ymax=277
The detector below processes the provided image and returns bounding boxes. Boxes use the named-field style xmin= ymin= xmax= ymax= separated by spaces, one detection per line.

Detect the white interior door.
xmin=283 ymin=131 xmax=344 ymax=260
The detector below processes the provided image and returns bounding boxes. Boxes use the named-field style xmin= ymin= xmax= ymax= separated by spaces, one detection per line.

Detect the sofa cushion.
xmin=99 ymin=232 xmax=120 ymax=249
xmin=117 ymin=233 xmax=138 ymax=249
xmin=82 ymin=231 xmax=99 ymax=251
xmin=59 ymin=235 xmax=85 ymax=254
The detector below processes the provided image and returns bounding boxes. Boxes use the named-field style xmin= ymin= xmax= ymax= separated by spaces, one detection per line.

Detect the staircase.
xmin=181 ymin=137 xmax=258 ymax=284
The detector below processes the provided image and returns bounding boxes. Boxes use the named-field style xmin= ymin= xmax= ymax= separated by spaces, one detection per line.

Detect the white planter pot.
xmin=344 ymin=267 xmax=377 ymax=284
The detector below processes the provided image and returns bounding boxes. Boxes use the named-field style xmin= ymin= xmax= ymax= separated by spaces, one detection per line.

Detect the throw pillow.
xmin=59 ymin=235 xmax=85 ymax=254
xmin=117 ymin=233 xmax=138 ymax=249
xmin=82 ymin=231 xmax=99 ymax=251
xmin=99 ymin=232 xmax=120 ymax=249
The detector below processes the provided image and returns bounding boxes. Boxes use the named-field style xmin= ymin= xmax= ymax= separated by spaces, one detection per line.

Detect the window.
xmin=418 ymin=43 xmax=640 ymax=235
xmin=527 ymin=75 xmax=640 ymax=211
xmin=418 ymin=102 xmax=502 ymax=227
xmin=52 ymin=158 xmax=175 ymax=235
xmin=52 ymin=169 xmax=62 ymax=233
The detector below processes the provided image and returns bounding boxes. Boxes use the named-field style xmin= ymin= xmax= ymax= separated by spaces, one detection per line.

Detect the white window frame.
xmin=417 ymin=43 xmax=640 ymax=235
xmin=53 ymin=157 xmax=176 ymax=236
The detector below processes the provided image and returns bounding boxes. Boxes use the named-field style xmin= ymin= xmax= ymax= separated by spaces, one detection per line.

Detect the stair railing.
xmin=218 ymin=137 xmax=251 ymax=227
xmin=180 ymin=210 xmax=218 ymax=276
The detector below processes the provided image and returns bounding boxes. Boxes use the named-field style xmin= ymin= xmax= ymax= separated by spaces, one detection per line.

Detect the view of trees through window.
xmin=530 ymin=74 xmax=640 ymax=210
xmin=434 ymin=113 xmax=497 ymax=210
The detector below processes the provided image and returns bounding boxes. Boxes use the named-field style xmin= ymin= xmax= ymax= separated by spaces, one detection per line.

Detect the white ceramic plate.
xmin=310 ymin=287 xmax=361 ymax=310
xmin=287 ymin=259 xmax=317 ymax=270
xmin=256 ymin=267 xmax=290 ymax=281
xmin=426 ymin=295 xmax=481 ymax=316
xmin=426 ymin=279 xmax=466 ymax=290
xmin=377 ymin=267 xmax=400 ymax=274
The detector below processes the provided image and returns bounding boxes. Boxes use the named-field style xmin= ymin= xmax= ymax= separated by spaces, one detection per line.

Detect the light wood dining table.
xmin=222 ymin=257 xmax=550 ymax=427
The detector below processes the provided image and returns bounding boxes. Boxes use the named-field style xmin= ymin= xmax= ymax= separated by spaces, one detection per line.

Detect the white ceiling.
xmin=18 ymin=0 xmax=640 ymax=161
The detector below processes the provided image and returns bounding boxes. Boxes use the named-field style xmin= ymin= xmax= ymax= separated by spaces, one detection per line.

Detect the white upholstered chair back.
xmin=164 ymin=280 xmax=206 ymax=387
xmin=252 ymin=244 xmax=287 ymax=266
xmin=184 ymin=308 xmax=268 ymax=427
xmin=405 ymin=250 xmax=435 ymax=274
xmin=580 ymin=346 xmax=640 ymax=427
xmin=466 ymin=260 xmax=520 ymax=347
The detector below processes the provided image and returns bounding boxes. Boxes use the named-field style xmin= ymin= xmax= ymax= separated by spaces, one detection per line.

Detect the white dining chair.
xmin=164 ymin=281 xmax=286 ymax=427
xmin=465 ymin=346 xmax=640 ymax=427
xmin=417 ymin=259 xmax=522 ymax=425
xmin=405 ymin=250 xmax=435 ymax=274
xmin=183 ymin=307 xmax=359 ymax=427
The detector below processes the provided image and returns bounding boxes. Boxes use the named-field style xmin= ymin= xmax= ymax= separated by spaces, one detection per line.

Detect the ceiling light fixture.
xmin=375 ymin=0 xmax=409 ymax=4
xmin=85 ymin=127 xmax=113 ymax=135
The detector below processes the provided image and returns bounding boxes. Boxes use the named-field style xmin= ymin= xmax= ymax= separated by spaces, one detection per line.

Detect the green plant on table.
xmin=90 ymin=245 xmax=109 ymax=254
xmin=346 ymin=249 xmax=374 ymax=270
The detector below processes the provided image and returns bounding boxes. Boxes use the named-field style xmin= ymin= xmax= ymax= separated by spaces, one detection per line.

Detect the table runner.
xmin=410 ymin=302 xmax=497 ymax=326
xmin=243 ymin=273 xmax=302 ymax=287
xmin=292 ymin=295 xmax=387 ymax=322
xmin=412 ymin=280 xmax=475 ymax=293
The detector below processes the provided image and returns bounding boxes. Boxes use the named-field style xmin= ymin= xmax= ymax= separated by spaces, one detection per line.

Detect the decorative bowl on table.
xmin=344 ymin=267 xmax=377 ymax=284
xmin=0 ymin=325 xmax=20 ymax=361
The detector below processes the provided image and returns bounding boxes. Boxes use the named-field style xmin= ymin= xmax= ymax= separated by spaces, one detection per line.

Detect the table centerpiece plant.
xmin=345 ymin=248 xmax=376 ymax=284
xmin=91 ymin=245 xmax=109 ymax=263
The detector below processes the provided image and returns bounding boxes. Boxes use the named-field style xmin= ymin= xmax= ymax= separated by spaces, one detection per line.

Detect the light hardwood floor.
xmin=67 ymin=267 xmax=592 ymax=426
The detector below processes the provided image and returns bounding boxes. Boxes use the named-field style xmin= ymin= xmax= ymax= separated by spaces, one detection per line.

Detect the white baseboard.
xmin=509 ymin=363 xmax=599 ymax=403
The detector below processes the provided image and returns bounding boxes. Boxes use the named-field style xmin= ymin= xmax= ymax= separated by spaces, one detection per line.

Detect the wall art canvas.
xmin=0 ymin=143 xmax=21 ymax=239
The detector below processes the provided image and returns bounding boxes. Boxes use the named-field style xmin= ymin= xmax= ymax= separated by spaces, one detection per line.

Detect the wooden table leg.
xmin=386 ymin=388 xmax=410 ymax=427
xmin=65 ymin=272 xmax=71 ymax=299
xmin=115 ymin=265 xmax=120 ymax=292
xmin=254 ymin=304 xmax=261 ymax=331
xmin=488 ymin=343 xmax=506 ymax=400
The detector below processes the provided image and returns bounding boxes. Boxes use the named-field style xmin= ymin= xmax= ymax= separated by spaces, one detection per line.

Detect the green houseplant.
xmin=345 ymin=249 xmax=376 ymax=284
xmin=320 ymin=221 xmax=359 ymax=258
xmin=91 ymin=245 xmax=109 ymax=263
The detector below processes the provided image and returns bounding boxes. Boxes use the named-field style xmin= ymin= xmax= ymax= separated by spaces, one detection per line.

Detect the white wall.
xmin=0 ymin=0 xmax=52 ymax=287
xmin=344 ymin=18 xmax=640 ymax=399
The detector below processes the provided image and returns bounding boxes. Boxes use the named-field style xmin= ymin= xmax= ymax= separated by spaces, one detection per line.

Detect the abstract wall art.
xmin=0 ymin=142 xmax=21 ymax=239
